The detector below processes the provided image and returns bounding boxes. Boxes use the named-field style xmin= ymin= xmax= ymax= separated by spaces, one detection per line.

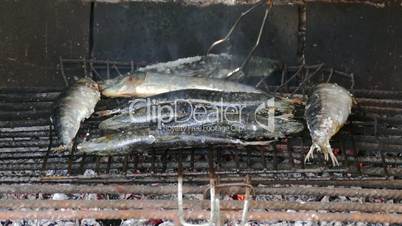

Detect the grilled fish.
xmin=305 ymin=83 xmax=353 ymax=166
xmin=77 ymin=129 xmax=275 ymax=155
xmin=99 ymin=72 xmax=262 ymax=98
xmin=53 ymin=78 xmax=100 ymax=147
xmin=138 ymin=53 xmax=280 ymax=80
xmin=80 ymin=104 xmax=304 ymax=155
xmin=95 ymin=89 xmax=293 ymax=117
xmin=163 ymin=106 xmax=303 ymax=140
xmin=98 ymin=91 xmax=297 ymax=132
xmin=99 ymin=111 xmax=303 ymax=137
xmin=164 ymin=118 xmax=304 ymax=141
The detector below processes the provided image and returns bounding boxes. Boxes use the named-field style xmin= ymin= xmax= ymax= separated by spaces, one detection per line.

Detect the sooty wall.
xmin=0 ymin=1 xmax=90 ymax=88
xmin=0 ymin=0 xmax=401 ymax=90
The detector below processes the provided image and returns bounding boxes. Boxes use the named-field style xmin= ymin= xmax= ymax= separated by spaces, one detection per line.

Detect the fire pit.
xmin=1 ymin=0 xmax=402 ymax=225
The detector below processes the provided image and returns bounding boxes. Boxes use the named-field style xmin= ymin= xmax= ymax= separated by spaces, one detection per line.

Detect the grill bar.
xmin=0 ymin=200 xmax=401 ymax=214
xmin=0 ymin=210 xmax=401 ymax=223
xmin=0 ymin=183 xmax=401 ymax=198
xmin=0 ymin=84 xmax=402 ymax=223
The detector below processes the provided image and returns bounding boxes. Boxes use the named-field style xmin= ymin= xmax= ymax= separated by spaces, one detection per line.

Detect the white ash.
xmin=46 ymin=169 xmax=68 ymax=177
xmin=158 ymin=222 xmax=175 ymax=226
xmin=51 ymin=193 xmax=68 ymax=200
xmin=83 ymin=169 xmax=97 ymax=177
xmin=120 ymin=219 xmax=152 ymax=226
xmin=81 ymin=219 xmax=101 ymax=226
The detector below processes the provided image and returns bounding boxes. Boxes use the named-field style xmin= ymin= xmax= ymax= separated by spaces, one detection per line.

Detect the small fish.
xmin=99 ymin=72 xmax=262 ymax=98
xmin=304 ymin=83 xmax=353 ymax=166
xmin=53 ymin=78 xmax=100 ymax=147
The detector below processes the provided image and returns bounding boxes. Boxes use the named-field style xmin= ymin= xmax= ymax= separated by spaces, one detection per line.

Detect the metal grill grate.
xmin=1 ymin=59 xmax=402 ymax=223
xmin=1 ymin=58 xmax=402 ymax=179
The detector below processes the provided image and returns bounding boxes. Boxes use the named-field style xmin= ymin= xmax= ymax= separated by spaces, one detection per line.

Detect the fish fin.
xmin=305 ymin=143 xmax=320 ymax=163
xmin=50 ymin=144 xmax=70 ymax=153
xmin=352 ymin=97 xmax=358 ymax=105
xmin=94 ymin=108 xmax=121 ymax=117
xmin=241 ymin=140 xmax=276 ymax=146
xmin=322 ymin=142 xmax=339 ymax=166
xmin=275 ymin=113 xmax=293 ymax=121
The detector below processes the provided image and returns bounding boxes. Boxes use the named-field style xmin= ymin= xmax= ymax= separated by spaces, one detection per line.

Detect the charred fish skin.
xmin=99 ymin=72 xmax=263 ymax=98
xmin=77 ymin=129 xmax=269 ymax=156
xmin=305 ymin=83 xmax=353 ymax=166
xmin=99 ymin=102 xmax=303 ymax=140
xmin=98 ymin=93 xmax=298 ymax=133
xmin=53 ymin=78 xmax=100 ymax=147
xmin=136 ymin=89 xmax=292 ymax=112
xmin=163 ymin=108 xmax=304 ymax=140
xmin=97 ymin=89 xmax=294 ymax=117
xmin=76 ymin=128 xmax=223 ymax=155
xmin=79 ymin=104 xmax=304 ymax=155
xmin=137 ymin=53 xmax=280 ymax=80
xmin=77 ymin=131 xmax=157 ymax=155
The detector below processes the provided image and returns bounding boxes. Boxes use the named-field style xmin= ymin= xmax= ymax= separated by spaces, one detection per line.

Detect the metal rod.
xmin=0 ymin=210 xmax=400 ymax=223
xmin=178 ymin=175 xmax=214 ymax=226
xmin=239 ymin=176 xmax=251 ymax=226
xmin=226 ymin=1 xmax=272 ymax=79
xmin=206 ymin=0 xmax=264 ymax=55
xmin=41 ymin=117 xmax=53 ymax=174
xmin=296 ymin=3 xmax=306 ymax=65
xmin=0 ymin=200 xmax=401 ymax=214
xmin=0 ymin=184 xmax=401 ymax=198
xmin=59 ymin=57 xmax=68 ymax=87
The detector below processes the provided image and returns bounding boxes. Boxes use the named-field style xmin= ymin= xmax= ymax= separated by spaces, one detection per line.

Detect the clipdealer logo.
xmin=127 ymin=97 xmax=276 ymax=132
xmin=254 ymin=98 xmax=276 ymax=133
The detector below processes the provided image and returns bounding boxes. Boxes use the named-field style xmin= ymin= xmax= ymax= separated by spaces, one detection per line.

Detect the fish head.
xmin=76 ymin=77 xmax=99 ymax=91
xmin=77 ymin=135 xmax=115 ymax=155
xmin=99 ymin=73 xmax=146 ymax=97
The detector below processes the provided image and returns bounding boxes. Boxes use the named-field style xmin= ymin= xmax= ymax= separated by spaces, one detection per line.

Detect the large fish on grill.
xmin=79 ymin=104 xmax=304 ymax=155
xmin=77 ymin=118 xmax=303 ymax=155
xmin=304 ymin=83 xmax=353 ymax=166
xmin=95 ymin=89 xmax=293 ymax=117
xmin=98 ymin=103 xmax=300 ymax=134
xmin=138 ymin=53 xmax=280 ymax=81
xmin=77 ymin=130 xmax=274 ymax=156
xmin=53 ymin=78 xmax=100 ymax=147
xmin=99 ymin=72 xmax=263 ymax=98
